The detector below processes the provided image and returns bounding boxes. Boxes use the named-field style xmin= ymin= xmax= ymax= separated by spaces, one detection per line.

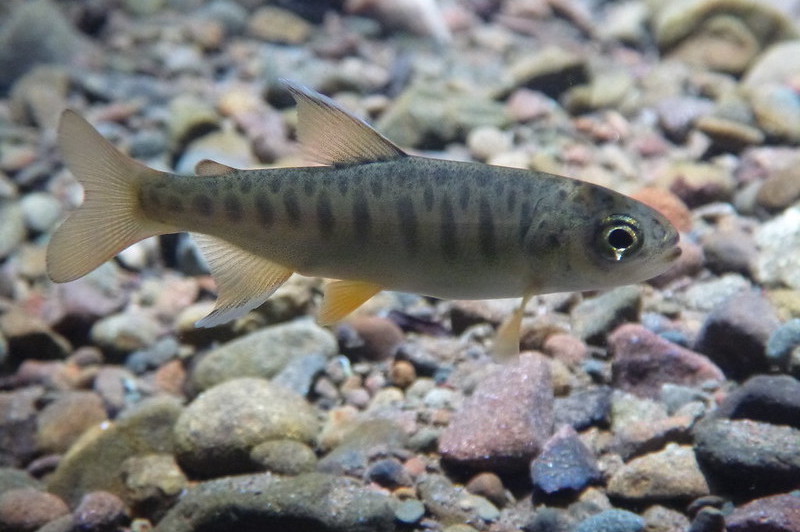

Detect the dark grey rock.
xmin=154 ymin=472 xmax=396 ymax=532
xmin=554 ymin=387 xmax=612 ymax=430
xmin=694 ymin=290 xmax=781 ymax=379
xmin=366 ymin=458 xmax=412 ymax=488
xmin=693 ymin=418 xmax=800 ymax=496
xmin=575 ymin=509 xmax=645 ymax=532
xmin=0 ymin=386 xmax=42 ymax=467
xmin=126 ymin=337 xmax=180 ymax=374
xmin=688 ymin=507 xmax=725 ymax=532
xmin=531 ymin=425 xmax=602 ymax=497
xmin=571 ymin=286 xmax=641 ymax=345
xmin=725 ymin=493 xmax=800 ymax=532
xmin=714 ymin=374 xmax=800 ymax=428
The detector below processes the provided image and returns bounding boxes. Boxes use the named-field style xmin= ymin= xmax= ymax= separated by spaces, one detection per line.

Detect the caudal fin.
xmin=47 ymin=110 xmax=170 ymax=283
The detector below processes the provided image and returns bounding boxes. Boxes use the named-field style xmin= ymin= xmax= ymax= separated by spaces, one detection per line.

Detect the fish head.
xmin=526 ymin=183 xmax=682 ymax=293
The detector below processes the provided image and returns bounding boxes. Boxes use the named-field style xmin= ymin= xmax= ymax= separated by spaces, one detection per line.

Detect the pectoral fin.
xmin=192 ymin=234 xmax=293 ymax=327
xmin=493 ymin=293 xmax=534 ymax=361
xmin=319 ymin=280 xmax=383 ymax=325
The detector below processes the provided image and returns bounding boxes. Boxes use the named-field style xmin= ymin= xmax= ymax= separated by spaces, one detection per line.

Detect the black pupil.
xmin=608 ymin=227 xmax=634 ymax=249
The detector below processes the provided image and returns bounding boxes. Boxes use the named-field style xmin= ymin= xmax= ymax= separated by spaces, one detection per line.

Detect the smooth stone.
xmin=613 ymin=413 xmax=695 ymax=461
xmin=659 ymin=162 xmax=735 ymax=207
xmin=700 ymin=228 xmax=757 ymax=276
xmin=554 ymin=386 xmax=612 ymax=430
xmin=693 ymin=418 xmax=800 ymax=496
xmin=0 ymin=202 xmax=24 ymax=260
xmin=575 ymin=508 xmax=645 ymax=532
xmin=0 ymin=488 xmax=69 ymax=531
xmin=317 ymin=419 xmax=407 ymax=477
xmin=713 ymin=374 xmax=800 ymax=429
xmin=749 ymin=83 xmax=800 ymax=143
xmin=609 ymin=324 xmax=725 ymax=399
xmin=754 ymin=206 xmax=800 ymax=290
xmin=416 ymin=474 xmax=473 ymax=525
xmin=694 ymin=114 xmax=764 ymax=151
xmin=465 ymin=472 xmax=507 ymax=508
xmin=167 ymin=95 xmax=219 ymax=152
xmin=439 ymin=353 xmax=553 ymax=472
xmin=174 ymin=378 xmax=319 ymax=477
xmin=644 ymin=505 xmax=692 ymax=532
xmin=607 ymin=444 xmax=709 ymax=502
xmin=680 ymin=273 xmax=751 ymax=313
xmin=0 ymin=387 xmax=42 ymax=467
xmin=531 ymin=425 xmax=602 ymax=497
xmin=571 ymin=286 xmax=641 ymax=345
xmin=174 ymin=127 xmax=255 ymax=175
xmin=154 ymin=472 xmax=395 ymax=532
xmin=725 ymin=493 xmax=800 ymax=532
xmin=271 ymin=352 xmax=327 ymax=398
xmin=36 ymin=391 xmax=108 ymax=454
xmin=508 ymin=46 xmax=589 ymax=99
xmin=377 ymin=81 xmax=507 ymax=149
xmin=467 ymin=126 xmax=513 ymax=162
xmin=743 ymin=40 xmax=800 ymax=90
xmin=366 ymin=458 xmax=412 ymax=488
xmin=190 ymin=319 xmax=337 ymax=391
xmin=247 ymin=6 xmax=312 ymax=44
xmin=0 ymin=0 xmax=94 ymax=90
xmin=250 ymin=439 xmax=317 ymax=476
xmin=0 ymin=310 xmax=71 ymax=366
xmin=336 ymin=316 xmax=404 ymax=362
xmin=20 ymin=192 xmax=62 ymax=234
xmin=656 ymin=96 xmax=716 ymax=142
xmin=766 ymin=319 xmax=800 ymax=370
xmin=688 ymin=507 xmax=725 ymax=532
xmin=394 ymin=498 xmax=425 ymax=524
xmin=90 ymin=311 xmax=161 ymax=356
xmin=0 ymin=468 xmax=41 ymax=495
xmin=756 ymin=166 xmax=800 ymax=212
xmin=694 ymin=290 xmax=781 ymax=379
xmin=47 ymin=397 xmax=183 ymax=506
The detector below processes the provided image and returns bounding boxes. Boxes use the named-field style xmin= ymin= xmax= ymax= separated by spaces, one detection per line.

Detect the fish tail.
xmin=47 ymin=110 xmax=170 ymax=283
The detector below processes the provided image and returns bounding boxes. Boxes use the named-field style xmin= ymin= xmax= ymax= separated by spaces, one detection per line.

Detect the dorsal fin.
xmin=282 ymin=79 xmax=407 ymax=166
xmin=195 ymin=159 xmax=238 ymax=176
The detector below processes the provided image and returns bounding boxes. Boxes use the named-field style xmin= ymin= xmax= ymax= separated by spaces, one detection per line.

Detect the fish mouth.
xmin=667 ymin=246 xmax=682 ymax=261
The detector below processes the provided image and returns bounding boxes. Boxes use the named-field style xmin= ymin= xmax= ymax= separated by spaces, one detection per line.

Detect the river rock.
xmin=755 ymin=206 xmax=800 ymax=290
xmin=36 ymin=391 xmax=108 ymax=454
xmin=190 ymin=319 xmax=337 ymax=391
xmin=530 ymin=425 xmax=602 ymax=497
xmin=713 ymin=374 xmax=800 ymax=428
xmin=571 ymin=286 xmax=641 ymax=345
xmin=607 ymin=444 xmax=709 ymax=502
xmin=439 ymin=353 xmax=554 ymax=472
xmin=154 ymin=472 xmax=395 ymax=532
xmin=725 ymin=493 xmax=800 ymax=532
xmin=575 ymin=508 xmax=645 ymax=532
xmin=47 ymin=396 xmax=183 ymax=506
xmin=174 ymin=378 xmax=319 ymax=477
xmin=0 ymin=487 xmax=69 ymax=532
xmin=317 ymin=419 xmax=407 ymax=477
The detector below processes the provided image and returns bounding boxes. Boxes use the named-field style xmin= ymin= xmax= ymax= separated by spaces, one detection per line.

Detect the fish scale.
xmin=47 ymin=80 xmax=680 ymax=359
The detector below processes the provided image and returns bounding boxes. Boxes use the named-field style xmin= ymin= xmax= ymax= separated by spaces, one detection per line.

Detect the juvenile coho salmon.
xmin=47 ymin=81 xmax=681 ymax=357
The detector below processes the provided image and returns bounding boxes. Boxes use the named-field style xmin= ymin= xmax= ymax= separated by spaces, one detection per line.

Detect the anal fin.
xmin=192 ymin=234 xmax=293 ymax=327
xmin=493 ymin=292 xmax=534 ymax=361
xmin=319 ymin=280 xmax=382 ymax=325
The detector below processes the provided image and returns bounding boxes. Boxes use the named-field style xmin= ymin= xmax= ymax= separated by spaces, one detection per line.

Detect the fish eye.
xmin=596 ymin=214 xmax=642 ymax=261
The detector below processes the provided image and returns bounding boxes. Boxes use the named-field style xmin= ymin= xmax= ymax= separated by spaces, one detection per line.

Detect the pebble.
xmin=754 ymin=206 xmax=800 ymax=290
xmin=394 ymin=498 xmax=426 ymax=525
xmin=742 ymin=40 xmax=800 ymax=90
xmin=554 ymin=386 xmax=612 ymax=430
xmin=247 ymin=6 xmax=312 ymax=44
xmin=609 ymin=324 xmax=724 ymax=399
xmin=93 ymin=366 xmax=138 ymax=414
xmin=48 ymin=397 xmax=183 ymax=506
xmin=725 ymin=493 xmax=800 ymax=532
xmin=0 ymin=202 xmax=25 ymax=261
xmin=121 ymin=454 xmax=187 ymax=521
xmin=366 ymin=457 xmax=413 ymax=488
xmin=713 ymin=374 xmax=800 ymax=429
xmin=466 ymin=126 xmax=513 ymax=162
xmin=0 ymin=488 xmax=70 ymax=532
xmin=531 ymin=425 xmax=602 ymax=497
xmin=19 ymin=192 xmax=63 ymax=234
xmin=74 ymin=491 xmax=130 ymax=531
xmin=688 ymin=507 xmax=725 ymax=532
xmin=766 ymin=319 xmax=800 ymax=371
xmin=613 ymin=413 xmax=695 ymax=461
xmin=749 ymin=83 xmax=800 ymax=143
xmin=693 ymin=418 xmax=800 ymax=496
xmin=174 ymin=378 xmax=319 ymax=477
xmin=465 ymin=472 xmax=507 ymax=508
xmin=644 ymin=505 xmax=692 ymax=532
xmin=90 ymin=311 xmax=161 ymax=356
xmin=508 ymin=46 xmax=589 ymax=99
xmin=317 ymin=419 xmax=407 ymax=477
xmin=250 ymin=439 xmax=317 ymax=475
xmin=439 ymin=353 xmax=553 ymax=472
xmin=0 ymin=309 xmax=71 ymax=366
xmin=337 ymin=316 xmax=405 ymax=361
xmin=389 ymin=360 xmax=417 ymax=388
xmin=756 ymin=166 xmax=800 ymax=212
xmin=571 ymin=286 xmax=642 ymax=345
xmin=271 ymin=352 xmax=327 ymax=398
xmin=700 ymin=227 xmax=757 ymax=277
xmin=36 ymin=390 xmax=108 ymax=454
xmin=154 ymin=472 xmax=395 ymax=532
xmin=0 ymin=468 xmax=41 ymax=494
xmin=416 ymin=474 xmax=473 ymax=525
xmin=0 ymin=386 xmax=42 ymax=468
xmin=694 ymin=289 xmax=781 ymax=379
xmin=575 ymin=508 xmax=645 ymax=532
xmin=660 ymin=162 xmax=736 ymax=208
xmin=190 ymin=319 xmax=337 ymax=392
xmin=607 ymin=444 xmax=709 ymax=502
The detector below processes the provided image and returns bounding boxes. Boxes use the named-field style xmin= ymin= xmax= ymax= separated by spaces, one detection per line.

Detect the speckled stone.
xmin=439 ymin=353 xmax=554 ymax=472
xmin=74 ymin=491 xmax=130 ymax=531
xmin=530 ymin=425 xmax=602 ymax=497
xmin=317 ymin=419 xmax=407 ymax=477
xmin=725 ymin=493 xmax=800 ymax=532
xmin=575 ymin=508 xmax=644 ymax=532
xmin=607 ymin=444 xmax=709 ymax=502
xmin=250 ymin=439 xmax=317 ymax=475
xmin=713 ymin=374 xmax=800 ymax=428
xmin=0 ymin=488 xmax=69 ymax=532
xmin=36 ymin=391 xmax=108 ymax=454
xmin=610 ymin=324 xmax=725 ymax=398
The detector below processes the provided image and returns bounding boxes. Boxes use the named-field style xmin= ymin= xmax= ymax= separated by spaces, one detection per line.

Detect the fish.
xmin=47 ymin=81 xmax=681 ymax=358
